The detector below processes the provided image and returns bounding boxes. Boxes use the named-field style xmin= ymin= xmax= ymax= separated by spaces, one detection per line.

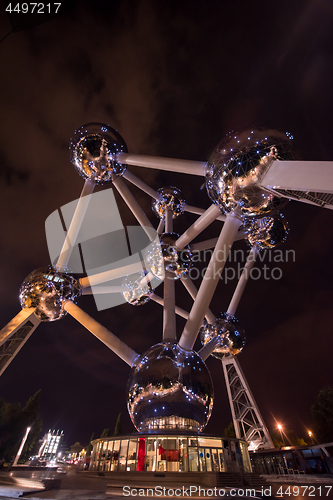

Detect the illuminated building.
xmin=39 ymin=430 xmax=64 ymax=459
xmin=90 ymin=434 xmax=252 ymax=476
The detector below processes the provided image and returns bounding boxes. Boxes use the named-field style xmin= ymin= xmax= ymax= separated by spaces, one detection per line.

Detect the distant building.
xmin=250 ymin=442 xmax=333 ymax=475
xmin=38 ymin=430 xmax=64 ymax=459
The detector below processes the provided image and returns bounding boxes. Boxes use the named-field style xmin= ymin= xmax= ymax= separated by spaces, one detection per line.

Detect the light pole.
xmin=277 ymin=424 xmax=285 ymax=447
xmin=13 ymin=427 xmax=31 ymax=466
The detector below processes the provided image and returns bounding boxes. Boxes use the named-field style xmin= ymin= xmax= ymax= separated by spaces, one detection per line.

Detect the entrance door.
xmin=211 ymin=449 xmax=220 ymax=472
xmin=188 ymin=447 xmax=199 ymax=471
xmin=198 ymin=448 xmax=205 ymax=471
xmin=205 ymin=449 xmax=212 ymax=471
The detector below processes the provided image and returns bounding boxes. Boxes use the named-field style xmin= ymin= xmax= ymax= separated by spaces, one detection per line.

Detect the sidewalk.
xmin=262 ymin=473 xmax=333 ymax=483
xmin=2 ymin=469 xmax=333 ymax=499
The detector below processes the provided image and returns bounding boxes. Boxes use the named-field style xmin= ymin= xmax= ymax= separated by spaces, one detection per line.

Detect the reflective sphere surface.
xmin=199 ymin=320 xmax=230 ymax=359
xmin=206 ymin=129 xmax=295 ymax=217
xmin=122 ymin=272 xmax=153 ymax=306
xmin=70 ymin=123 xmax=127 ymax=183
xmin=19 ymin=266 xmax=81 ymax=321
xmin=160 ymin=233 xmax=192 ymax=280
xmin=127 ymin=341 xmax=214 ymax=433
xmin=246 ymin=216 xmax=288 ymax=249
xmin=200 ymin=314 xmax=245 ymax=359
xmin=145 ymin=233 xmax=192 ymax=280
xmin=152 ymin=186 xmax=185 ymax=220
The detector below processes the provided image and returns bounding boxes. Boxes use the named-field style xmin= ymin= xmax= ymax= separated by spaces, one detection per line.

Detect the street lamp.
xmin=277 ymin=423 xmax=285 ymax=446
xmin=13 ymin=427 xmax=31 ymax=466
xmin=308 ymin=431 xmax=314 ymax=445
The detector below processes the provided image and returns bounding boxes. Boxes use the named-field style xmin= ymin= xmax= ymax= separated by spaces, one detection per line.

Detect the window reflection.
xmin=145 ymin=438 xmax=157 ymax=471
xmin=118 ymin=440 xmax=129 ymax=471
xmin=111 ymin=440 xmax=120 ymax=471
xmin=90 ymin=435 xmax=251 ymax=474
xmin=127 ymin=440 xmax=137 ymax=471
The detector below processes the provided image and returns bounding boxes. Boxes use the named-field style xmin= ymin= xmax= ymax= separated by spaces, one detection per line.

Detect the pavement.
xmin=0 ymin=466 xmax=110 ymax=499
xmin=1 ymin=466 xmax=333 ymax=499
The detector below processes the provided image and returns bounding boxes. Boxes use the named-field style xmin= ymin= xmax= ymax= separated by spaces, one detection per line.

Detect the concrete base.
xmin=81 ymin=470 xmax=217 ymax=487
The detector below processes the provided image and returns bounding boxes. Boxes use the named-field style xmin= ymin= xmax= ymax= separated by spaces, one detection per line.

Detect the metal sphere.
xmin=19 ymin=266 xmax=81 ymax=322
xmin=152 ymin=186 xmax=185 ymax=220
xmin=127 ymin=341 xmax=214 ymax=433
xmin=199 ymin=320 xmax=230 ymax=360
xmin=246 ymin=216 xmax=288 ymax=249
xmin=122 ymin=272 xmax=153 ymax=306
xmin=69 ymin=123 xmax=127 ymax=183
xmin=160 ymin=232 xmax=192 ymax=280
xmin=200 ymin=314 xmax=245 ymax=359
xmin=145 ymin=233 xmax=192 ymax=280
xmin=205 ymin=129 xmax=295 ymax=217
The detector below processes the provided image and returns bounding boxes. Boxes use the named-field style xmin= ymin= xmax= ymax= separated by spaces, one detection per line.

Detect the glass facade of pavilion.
xmin=250 ymin=444 xmax=333 ymax=475
xmin=90 ymin=434 xmax=252 ymax=473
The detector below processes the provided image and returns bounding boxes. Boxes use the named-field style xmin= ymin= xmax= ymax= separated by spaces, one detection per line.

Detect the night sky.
xmin=0 ymin=0 xmax=333 ymax=448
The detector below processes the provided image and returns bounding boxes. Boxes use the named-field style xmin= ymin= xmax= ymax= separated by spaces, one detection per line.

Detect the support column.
xmin=64 ymin=301 xmax=138 ymax=366
xmin=175 ymin=204 xmax=221 ymax=250
xmin=150 ymin=294 xmax=189 ymax=319
xmin=163 ymin=272 xmax=177 ymax=340
xmin=122 ymin=170 xmax=159 ymax=199
xmin=113 ymin=177 xmax=154 ymax=239
xmin=227 ymin=246 xmax=258 ymax=317
xmin=198 ymin=336 xmax=221 ymax=361
xmin=56 ymin=179 xmax=95 ymax=271
xmin=79 ymin=260 xmax=144 ymax=289
xmin=0 ymin=309 xmax=40 ymax=376
xmin=163 ymin=209 xmax=176 ymax=340
xmin=179 ymin=212 xmax=242 ymax=351
xmin=222 ymin=355 xmax=274 ymax=450
xmin=117 ymin=153 xmax=206 ymax=176
xmin=180 ymin=275 xmax=215 ymax=324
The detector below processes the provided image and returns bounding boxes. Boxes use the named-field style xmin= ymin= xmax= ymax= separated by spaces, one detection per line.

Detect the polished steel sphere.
xmin=200 ymin=314 xmax=245 ymax=359
xmin=127 ymin=341 xmax=214 ymax=433
xmin=19 ymin=266 xmax=81 ymax=321
xmin=145 ymin=232 xmax=192 ymax=280
xmin=199 ymin=319 xmax=230 ymax=360
xmin=152 ymin=186 xmax=185 ymax=220
xmin=69 ymin=123 xmax=127 ymax=183
xmin=143 ymin=237 xmax=165 ymax=282
xmin=160 ymin=232 xmax=192 ymax=280
xmin=246 ymin=215 xmax=288 ymax=249
xmin=122 ymin=272 xmax=153 ymax=306
xmin=206 ymin=129 xmax=295 ymax=217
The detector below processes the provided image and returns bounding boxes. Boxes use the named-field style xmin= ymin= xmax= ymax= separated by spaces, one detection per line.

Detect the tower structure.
xmin=1 ymin=124 xmax=333 ymax=460
xmin=222 ymin=355 xmax=273 ymax=450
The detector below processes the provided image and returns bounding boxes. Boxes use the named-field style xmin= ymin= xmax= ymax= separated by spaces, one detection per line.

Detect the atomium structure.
xmin=2 ymin=123 xmax=333 ymax=452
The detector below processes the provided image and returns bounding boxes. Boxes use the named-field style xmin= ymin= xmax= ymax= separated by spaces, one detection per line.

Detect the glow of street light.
xmin=277 ymin=424 xmax=282 ymax=431
xmin=308 ymin=431 xmax=312 ymax=437
xmin=13 ymin=426 xmax=32 ymax=466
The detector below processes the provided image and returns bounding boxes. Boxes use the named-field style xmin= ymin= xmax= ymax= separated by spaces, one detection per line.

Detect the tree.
xmin=86 ymin=432 xmax=94 ymax=457
xmin=20 ymin=390 xmax=43 ymax=460
xmin=271 ymin=428 xmax=308 ymax=448
xmin=311 ymin=386 xmax=333 ymax=443
xmin=223 ymin=421 xmax=236 ymax=438
xmin=0 ymin=399 xmax=22 ymax=460
xmin=0 ymin=390 xmax=43 ymax=461
xmin=113 ymin=413 xmax=122 ymax=436
xmin=100 ymin=428 xmax=110 ymax=438
xmin=70 ymin=442 xmax=83 ymax=456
